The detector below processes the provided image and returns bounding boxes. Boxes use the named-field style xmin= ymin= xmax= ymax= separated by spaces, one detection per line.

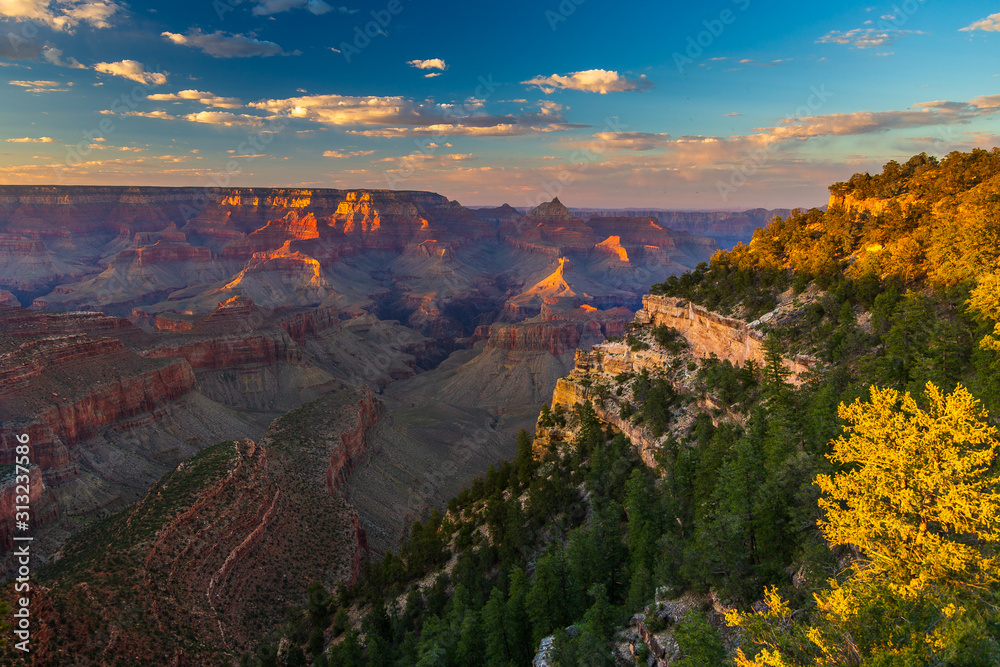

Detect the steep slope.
xmin=13 ymin=386 xmax=380 ymax=665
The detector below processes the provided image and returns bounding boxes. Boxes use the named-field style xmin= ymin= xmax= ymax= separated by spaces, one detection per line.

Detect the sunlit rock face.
xmin=0 ymin=188 xmax=718 ymax=343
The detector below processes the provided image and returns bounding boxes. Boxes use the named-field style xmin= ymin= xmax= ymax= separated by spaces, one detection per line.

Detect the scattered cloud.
xmin=249 ymin=92 xmax=580 ymax=136
xmin=182 ymin=110 xmax=267 ymax=127
xmin=251 ymin=0 xmax=357 ymax=15
xmin=408 ymin=58 xmax=447 ymax=71
xmin=347 ymin=122 xmax=577 ymax=138
xmin=8 ymin=79 xmax=73 ymax=92
xmin=522 ymin=69 xmax=653 ymax=94
xmin=0 ymin=0 xmax=120 ymax=31
xmin=961 ymin=13 xmax=1000 ymax=32
xmin=162 ymin=29 xmax=295 ymax=58
xmin=94 ymin=60 xmax=167 ymax=85
xmin=147 ymin=89 xmax=242 ymax=109
xmin=41 ymin=46 xmax=85 ymax=69
xmin=817 ymin=27 xmax=924 ymax=49
xmin=323 ymin=149 xmax=376 ymax=158
xmin=6 ymin=136 xmax=55 ymax=143
xmin=107 ymin=108 xmax=269 ymax=127
xmin=591 ymin=132 xmax=673 ymax=151
xmin=723 ymin=112 xmax=743 ymax=117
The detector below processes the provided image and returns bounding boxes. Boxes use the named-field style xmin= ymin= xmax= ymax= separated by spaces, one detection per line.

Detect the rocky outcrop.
xmin=485 ymin=322 xmax=584 ymax=355
xmin=829 ymin=193 xmax=917 ymax=218
xmin=326 ymin=388 xmax=383 ymax=495
xmin=538 ymin=294 xmax=817 ymax=466
xmin=0 ymin=289 xmax=19 ymax=307
xmin=636 ymin=295 xmax=814 ymax=382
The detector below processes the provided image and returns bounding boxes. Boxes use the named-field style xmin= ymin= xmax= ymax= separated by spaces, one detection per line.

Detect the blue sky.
xmin=0 ymin=0 xmax=998 ymax=208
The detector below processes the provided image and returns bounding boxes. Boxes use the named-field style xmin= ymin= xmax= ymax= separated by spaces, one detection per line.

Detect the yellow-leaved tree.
xmin=816 ymin=382 xmax=1000 ymax=595
xmin=729 ymin=382 xmax=1000 ymax=666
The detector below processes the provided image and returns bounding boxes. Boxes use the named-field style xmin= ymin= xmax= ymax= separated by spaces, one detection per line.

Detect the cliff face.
xmin=538 ymin=294 xmax=816 ymax=467
xmin=326 ymin=387 xmax=383 ymax=495
xmin=636 ymin=295 xmax=814 ymax=382
xmin=0 ymin=332 xmax=198 ymax=479
xmin=828 ymin=193 xmax=917 ymax=218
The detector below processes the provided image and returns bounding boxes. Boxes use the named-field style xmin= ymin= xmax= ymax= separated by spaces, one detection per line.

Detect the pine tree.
xmin=505 ymin=567 xmax=533 ymax=664
xmin=484 ymin=586 xmax=512 ymax=667
xmin=515 ymin=428 xmax=537 ymax=487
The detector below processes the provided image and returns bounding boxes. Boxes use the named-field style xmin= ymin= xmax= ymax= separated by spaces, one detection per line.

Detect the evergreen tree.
xmin=483 ymin=586 xmax=512 ymax=667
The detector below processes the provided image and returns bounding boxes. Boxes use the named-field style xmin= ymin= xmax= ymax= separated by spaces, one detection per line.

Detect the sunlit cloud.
xmin=0 ymin=0 xmax=120 ymax=31
xmin=94 ymin=60 xmax=168 ymax=85
xmin=408 ymin=58 xmax=447 ymax=71
xmin=162 ymin=29 xmax=296 ymax=58
xmin=817 ymin=28 xmax=924 ymax=49
xmin=961 ymin=13 xmax=1000 ymax=32
xmin=147 ymin=89 xmax=242 ymax=109
xmin=323 ymin=149 xmax=376 ymax=158
xmin=522 ymin=69 xmax=653 ymax=94
xmin=6 ymin=136 xmax=55 ymax=143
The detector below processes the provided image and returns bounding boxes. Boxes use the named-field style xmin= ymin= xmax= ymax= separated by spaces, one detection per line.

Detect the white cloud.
xmin=408 ymin=58 xmax=447 ymax=71
xmin=182 ymin=111 xmax=266 ymax=127
xmin=817 ymin=27 xmax=924 ymax=49
xmin=162 ymin=29 xmax=294 ymax=58
xmin=41 ymin=46 xmax=85 ymax=68
xmin=961 ymin=13 xmax=1000 ymax=32
xmin=6 ymin=136 xmax=55 ymax=143
xmin=323 ymin=149 xmax=375 ymax=158
xmin=94 ymin=60 xmax=167 ymax=85
xmin=146 ymin=89 xmax=242 ymax=109
xmin=423 ymin=72 xmax=442 ymax=78
xmin=522 ymin=69 xmax=653 ymax=94
xmin=0 ymin=0 xmax=120 ymax=31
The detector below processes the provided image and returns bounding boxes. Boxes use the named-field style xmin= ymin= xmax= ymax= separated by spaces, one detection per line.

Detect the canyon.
xmin=0 ymin=187 xmax=725 ymax=562
xmin=0 ymin=186 xmax=775 ymax=661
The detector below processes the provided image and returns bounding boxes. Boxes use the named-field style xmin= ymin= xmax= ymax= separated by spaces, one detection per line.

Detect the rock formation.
xmin=18 ymin=386 xmax=380 ymax=664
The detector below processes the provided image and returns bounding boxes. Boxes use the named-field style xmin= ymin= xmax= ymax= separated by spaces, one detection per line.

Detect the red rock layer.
xmin=326 ymin=387 xmax=383 ymax=496
xmin=142 ymin=331 xmax=301 ymax=370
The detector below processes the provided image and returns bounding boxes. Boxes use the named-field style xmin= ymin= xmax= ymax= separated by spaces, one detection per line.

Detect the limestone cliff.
xmin=636 ymin=295 xmax=814 ymax=382
xmin=537 ymin=294 xmax=817 ymax=467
